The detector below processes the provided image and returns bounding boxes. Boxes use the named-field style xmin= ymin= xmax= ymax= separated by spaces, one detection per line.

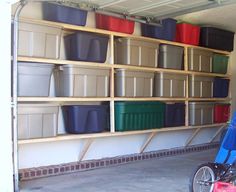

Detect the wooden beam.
xmin=210 ymin=124 xmax=227 ymax=143
xmin=78 ymin=139 xmax=93 ymax=162
xmin=185 ymin=128 xmax=201 ymax=146
xmin=140 ymin=132 xmax=157 ymax=153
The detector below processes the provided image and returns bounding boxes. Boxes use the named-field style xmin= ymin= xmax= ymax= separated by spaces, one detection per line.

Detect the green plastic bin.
xmin=212 ymin=54 xmax=229 ymax=74
xmin=115 ymin=101 xmax=165 ymax=131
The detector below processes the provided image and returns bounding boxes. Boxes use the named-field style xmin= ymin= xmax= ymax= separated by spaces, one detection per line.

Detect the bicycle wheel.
xmin=189 ymin=163 xmax=216 ymax=192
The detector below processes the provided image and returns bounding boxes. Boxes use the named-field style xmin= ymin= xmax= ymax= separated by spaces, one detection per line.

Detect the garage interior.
xmin=7 ymin=0 xmax=236 ymax=191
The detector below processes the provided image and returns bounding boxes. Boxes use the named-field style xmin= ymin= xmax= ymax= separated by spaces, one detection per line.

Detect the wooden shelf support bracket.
xmin=78 ymin=138 xmax=94 ymax=162
xmin=210 ymin=124 xmax=227 ymax=143
xmin=185 ymin=128 xmax=201 ymax=147
xmin=140 ymin=132 xmax=157 ymax=153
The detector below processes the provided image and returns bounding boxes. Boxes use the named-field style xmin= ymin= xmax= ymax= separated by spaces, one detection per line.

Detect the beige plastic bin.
xmin=188 ymin=48 xmax=213 ymax=72
xmin=55 ymin=65 xmax=110 ymax=97
xmin=115 ymin=38 xmax=159 ymax=68
xmin=115 ymin=69 xmax=154 ymax=97
xmin=154 ymin=72 xmax=186 ymax=97
xmin=18 ymin=104 xmax=59 ymax=139
xmin=18 ymin=22 xmax=61 ymax=59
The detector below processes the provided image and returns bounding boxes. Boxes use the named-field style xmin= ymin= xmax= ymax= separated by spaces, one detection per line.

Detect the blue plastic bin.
xmin=213 ymin=78 xmax=230 ymax=98
xmin=62 ymin=105 xmax=109 ymax=134
xmin=141 ymin=18 xmax=177 ymax=41
xmin=42 ymin=2 xmax=87 ymax=26
xmin=64 ymin=32 xmax=109 ymax=62
xmin=165 ymin=103 xmax=185 ymax=127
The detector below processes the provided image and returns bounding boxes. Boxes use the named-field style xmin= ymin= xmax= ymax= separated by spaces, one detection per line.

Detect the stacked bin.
xmin=188 ymin=48 xmax=213 ymax=72
xmin=95 ymin=14 xmax=135 ymax=34
xmin=214 ymin=103 xmax=230 ymax=123
xmin=189 ymin=102 xmax=214 ymax=126
xmin=115 ymin=69 xmax=154 ymax=97
xmin=200 ymin=27 xmax=235 ymax=51
xmin=164 ymin=103 xmax=185 ymax=127
xmin=115 ymin=101 xmax=165 ymax=131
xmin=18 ymin=62 xmax=54 ymax=97
xmin=18 ymin=22 xmax=61 ymax=59
xmin=115 ymin=38 xmax=159 ymax=68
xmin=18 ymin=104 xmax=59 ymax=139
xmin=154 ymin=72 xmax=186 ymax=97
xmin=62 ymin=104 xmax=109 ymax=134
xmin=212 ymin=54 xmax=229 ymax=74
xmin=42 ymin=2 xmax=88 ymax=26
xmin=64 ymin=31 xmax=109 ymax=63
xmin=141 ymin=18 xmax=177 ymax=41
xmin=158 ymin=44 xmax=184 ymax=70
xmin=55 ymin=65 xmax=110 ymax=97
xmin=176 ymin=23 xmax=200 ymax=45
xmin=189 ymin=75 xmax=214 ymax=98
xmin=213 ymin=78 xmax=230 ymax=98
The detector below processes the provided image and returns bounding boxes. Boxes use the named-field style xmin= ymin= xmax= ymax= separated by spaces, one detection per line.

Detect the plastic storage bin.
xmin=213 ymin=78 xmax=229 ymax=98
xmin=64 ymin=31 xmax=109 ymax=62
xmin=18 ymin=22 xmax=61 ymax=59
xmin=141 ymin=18 xmax=177 ymax=41
xmin=176 ymin=23 xmax=200 ymax=45
xmin=214 ymin=103 xmax=230 ymax=123
xmin=188 ymin=48 xmax=213 ymax=72
xmin=165 ymin=103 xmax=185 ymax=127
xmin=158 ymin=44 xmax=184 ymax=70
xmin=212 ymin=54 xmax=229 ymax=74
xmin=213 ymin=182 xmax=236 ymax=192
xmin=154 ymin=72 xmax=186 ymax=97
xmin=115 ymin=69 xmax=154 ymax=97
xmin=115 ymin=101 xmax=165 ymax=131
xmin=42 ymin=2 xmax=87 ymax=26
xmin=189 ymin=75 xmax=214 ymax=98
xmin=62 ymin=105 xmax=108 ymax=134
xmin=18 ymin=104 xmax=59 ymax=139
xmin=189 ymin=102 xmax=214 ymax=126
xmin=55 ymin=65 xmax=110 ymax=97
xmin=115 ymin=38 xmax=159 ymax=68
xmin=95 ymin=13 xmax=135 ymax=34
xmin=18 ymin=62 xmax=54 ymax=97
xmin=200 ymin=27 xmax=235 ymax=51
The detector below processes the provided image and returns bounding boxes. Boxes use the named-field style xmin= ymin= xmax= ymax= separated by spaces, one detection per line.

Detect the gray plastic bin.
xmin=189 ymin=102 xmax=214 ymax=126
xmin=115 ymin=38 xmax=159 ymax=68
xmin=189 ymin=75 xmax=214 ymax=98
xmin=18 ymin=62 xmax=54 ymax=96
xmin=115 ymin=69 xmax=154 ymax=97
xmin=18 ymin=104 xmax=59 ymax=139
xmin=158 ymin=44 xmax=184 ymax=70
xmin=55 ymin=65 xmax=110 ymax=97
xmin=154 ymin=72 xmax=186 ymax=97
xmin=188 ymin=48 xmax=213 ymax=72
xmin=18 ymin=22 xmax=61 ymax=59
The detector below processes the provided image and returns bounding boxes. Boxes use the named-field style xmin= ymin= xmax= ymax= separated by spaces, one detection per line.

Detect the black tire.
xmin=189 ymin=163 xmax=216 ymax=192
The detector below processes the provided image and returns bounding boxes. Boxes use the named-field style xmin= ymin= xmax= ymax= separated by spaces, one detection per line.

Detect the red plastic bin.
xmin=176 ymin=23 xmax=200 ymax=45
xmin=213 ymin=182 xmax=236 ymax=192
xmin=95 ymin=13 xmax=135 ymax=34
xmin=214 ymin=104 xmax=230 ymax=123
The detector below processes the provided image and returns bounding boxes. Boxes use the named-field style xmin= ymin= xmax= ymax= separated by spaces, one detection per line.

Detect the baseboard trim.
xmin=19 ymin=142 xmax=219 ymax=181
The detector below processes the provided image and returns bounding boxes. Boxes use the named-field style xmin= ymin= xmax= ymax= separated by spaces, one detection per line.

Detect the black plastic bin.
xmin=164 ymin=103 xmax=185 ymax=127
xmin=200 ymin=27 xmax=235 ymax=51
xmin=42 ymin=2 xmax=87 ymax=26
xmin=64 ymin=32 xmax=109 ymax=62
xmin=62 ymin=105 xmax=109 ymax=134
xmin=213 ymin=78 xmax=230 ymax=98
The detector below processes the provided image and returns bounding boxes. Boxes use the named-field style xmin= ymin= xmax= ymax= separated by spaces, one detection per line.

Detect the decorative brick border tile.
xmin=19 ymin=142 xmax=219 ymax=181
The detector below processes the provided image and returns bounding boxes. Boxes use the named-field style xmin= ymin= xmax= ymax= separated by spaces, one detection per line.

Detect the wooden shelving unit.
xmin=17 ymin=17 xmax=232 ymax=149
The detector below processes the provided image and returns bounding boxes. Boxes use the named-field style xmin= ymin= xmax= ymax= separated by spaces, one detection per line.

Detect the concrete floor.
xmin=20 ymin=149 xmax=217 ymax=192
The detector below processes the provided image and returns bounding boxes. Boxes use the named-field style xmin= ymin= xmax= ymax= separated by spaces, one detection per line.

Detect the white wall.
xmin=15 ymin=2 xmax=226 ymax=169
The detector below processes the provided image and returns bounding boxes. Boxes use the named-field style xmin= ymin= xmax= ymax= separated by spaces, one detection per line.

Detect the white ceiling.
xmin=176 ymin=3 xmax=236 ymax=32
